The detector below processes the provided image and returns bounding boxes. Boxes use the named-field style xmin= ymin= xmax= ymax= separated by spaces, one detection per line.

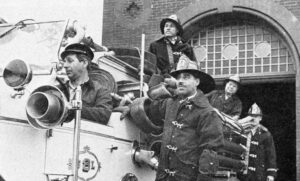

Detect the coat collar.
xmin=66 ymin=77 xmax=95 ymax=90
xmin=156 ymin=36 xmax=184 ymax=44
xmin=174 ymin=90 xmax=209 ymax=108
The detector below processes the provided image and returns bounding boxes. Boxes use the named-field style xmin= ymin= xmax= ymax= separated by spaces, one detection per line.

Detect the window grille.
xmin=190 ymin=21 xmax=295 ymax=77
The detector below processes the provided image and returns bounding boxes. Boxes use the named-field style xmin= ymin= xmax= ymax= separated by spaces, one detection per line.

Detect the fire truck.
xmin=0 ymin=19 xmax=161 ymax=181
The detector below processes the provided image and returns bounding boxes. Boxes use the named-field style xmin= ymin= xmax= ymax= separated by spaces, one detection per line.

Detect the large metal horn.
xmin=26 ymin=85 xmax=68 ymax=129
xmin=130 ymin=97 xmax=163 ymax=134
xmin=131 ymin=140 xmax=159 ymax=170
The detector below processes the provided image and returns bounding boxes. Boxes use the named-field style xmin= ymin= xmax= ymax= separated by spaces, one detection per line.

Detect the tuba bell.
xmin=26 ymin=85 xmax=69 ymax=129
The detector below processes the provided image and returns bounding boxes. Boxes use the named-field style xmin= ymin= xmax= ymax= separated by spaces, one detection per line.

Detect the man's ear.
xmin=82 ymin=59 xmax=89 ymax=68
xmin=195 ymin=78 xmax=200 ymax=87
xmin=175 ymin=28 xmax=179 ymax=35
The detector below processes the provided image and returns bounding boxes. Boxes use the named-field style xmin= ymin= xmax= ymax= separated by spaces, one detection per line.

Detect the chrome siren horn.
xmin=26 ymin=85 xmax=69 ymax=129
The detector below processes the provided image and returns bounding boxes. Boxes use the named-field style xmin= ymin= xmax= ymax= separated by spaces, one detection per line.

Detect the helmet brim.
xmin=170 ymin=69 xmax=215 ymax=94
xmin=160 ymin=18 xmax=183 ymax=36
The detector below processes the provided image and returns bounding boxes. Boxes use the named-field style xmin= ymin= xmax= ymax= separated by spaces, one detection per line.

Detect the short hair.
xmin=75 ymin=54 xmax=92 ymax=71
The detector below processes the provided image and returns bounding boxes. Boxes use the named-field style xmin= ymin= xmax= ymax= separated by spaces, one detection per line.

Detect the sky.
xmin=0 ymin=0 xmax=104 ymax=43
xmin=0 ymin=0 xmax=104 ymax=73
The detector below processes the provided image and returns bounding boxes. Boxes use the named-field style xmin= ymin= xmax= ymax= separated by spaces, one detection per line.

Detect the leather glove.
xmin=111 ymin=93 xmax=134 ymax=120
xmin=267 ymin=176 xmax=274 ymax=181
xmin=164 ymin=77 xmax=177 ymax=88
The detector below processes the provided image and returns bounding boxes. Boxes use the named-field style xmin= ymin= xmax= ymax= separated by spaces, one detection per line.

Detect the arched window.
xmin=189 ymin=16 xmax=295 ymax=79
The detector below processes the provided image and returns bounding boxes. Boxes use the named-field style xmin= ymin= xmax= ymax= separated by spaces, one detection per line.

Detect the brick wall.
xmin=102 ymin=0 xmax=193 ymax=49
xmin=275 ymin=0 xmax=300 ymax=18
xmin=103 ymin=0 xmax=300 ymax=49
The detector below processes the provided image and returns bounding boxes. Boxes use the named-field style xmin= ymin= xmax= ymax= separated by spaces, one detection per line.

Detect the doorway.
xmin=237 ymin=82 xmax=296 ymax=181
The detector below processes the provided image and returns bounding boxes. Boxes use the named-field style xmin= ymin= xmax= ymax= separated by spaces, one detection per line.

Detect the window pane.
xmin=288 ymin=64 xmax=294 ymax=71
xmin=215 ymin=53 xmax=221 ymax=60
xmin=223 ymin=60 xmax=229 ymax=66
xmin=239 ymin=51 xmax=245 ymax=58
xmin=271 ymin=65 xmax=278 ymax=72
xmin=239 ymin=36 xmax=245 ymax=43
xmin=224 ymin=37 xmax=230 ymax=44
xmin=263 ymin=66 xmax=269 ymax=72
xmin=200 ymin=62 xmax=206 ymax=68
xmin=231 ymin=67 xmax=237 ymax=74
xmin=247 ymin=43 xmax=253 ymax=50
xmin=215 ymin=38 xmax=222 ymax=44
xmin=208 ymin=46 xmax=214 ymax=52
xmin=231 ymin=29 xmax=237 ymax=36
xmin=247 ymin=59 xmax=253 ymax=65
xmin=255 ymin=66 xmax=262 ymax=73
xmin=239 ymin=67 xmax=245 ymax=74
xmin=271 ymin=57 xmax=278 ymax=64
xmin=280 ymin=65 xmax=286 ymax=72
xmin=223 ymin=68 xmax=229 ymax=74
xmin=231 ymin=59 xmax=237 ymax=66
xmin=255 ymin=58 xmax=262 ymax=65
xmin=247 ymin=66 xmax=253 ymax=73
xmin=263 ymin=58 xmax=270 ymax=65
xmin=239 ymin=59 xmax=245 ymax=66
xmin=247 ymin=51 xmax=254 ymax=58
xmin=280 ymin=56 xmax=286 ymax=64
xmin=231 ymin=37 xmax=237 ymax=43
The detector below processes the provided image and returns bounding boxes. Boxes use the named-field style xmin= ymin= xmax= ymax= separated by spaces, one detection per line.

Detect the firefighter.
xmin=59 ymin=43 xmax=113 ymax=124
xmin=133 ymin=58 xmax=224 ymax=181
xmin=237 ymin=103 xmax=277 ymax=181
xmin=206 ymin=74 xmax=242 ymax=121
xmin=149 ymin=14 xmax=196 ymax=76
xmin=146 ymin=14 xmax=217 ymax=95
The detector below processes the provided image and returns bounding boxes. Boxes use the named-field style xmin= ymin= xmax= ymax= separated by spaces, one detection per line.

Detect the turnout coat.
xmin=206 ymin=90 xmax=242 ymax=118
xmin=148 ymin=90 xmax=224 ymax=181
xmin=149 ymin=36 xmax=196 ymax=75
xmin=238 ymin=125 xmax=277 ymax=181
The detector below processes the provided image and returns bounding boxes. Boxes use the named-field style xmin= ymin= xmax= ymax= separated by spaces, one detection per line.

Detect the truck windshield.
xmin=0 ymin=20 xmax=67 ymax=76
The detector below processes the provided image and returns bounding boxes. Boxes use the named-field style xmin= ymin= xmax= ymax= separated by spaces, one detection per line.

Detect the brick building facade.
xmin=103 ymin=0 xmax=300 ymax=180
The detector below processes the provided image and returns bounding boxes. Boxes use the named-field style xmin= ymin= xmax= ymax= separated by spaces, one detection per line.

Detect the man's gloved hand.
xmin=111 ymin=93 xmax=134 ymax=120
xmin=113 ymin=106 xmax=130 ymax=120
xmin=164 ymin=77 xmax=177 ymax=88
xmin=164 ymin=77 xmax=177 ymax=96
xmin=267 ymin=176 xmax=274 ymax=181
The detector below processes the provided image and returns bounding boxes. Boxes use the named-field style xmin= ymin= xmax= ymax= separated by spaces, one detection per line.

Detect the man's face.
xmin=175 ymin=72 xmax=199 ymax=98
xmin=63 ymin=54 xmax=87 ymax=81
xmin=225 ymin=81 xmax=238 ymax=95
xmin=164 ymin=21 xmax=178 ymax=37
xmin=251 ymin=115 xmax=262 ymax=126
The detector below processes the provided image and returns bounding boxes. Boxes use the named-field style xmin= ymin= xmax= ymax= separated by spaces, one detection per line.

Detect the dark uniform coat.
xmin=206 ymin=90 xmax=242 ymax=118
xmin=238 ymin=125 xmax=277 ymax=181
xmin=148 ymin=90 xmax=224 ymax=181
xmin=149 ymin=36 xmax=196 ymax=75
xmin=58 ymin=72 xmax=112 ymax=125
